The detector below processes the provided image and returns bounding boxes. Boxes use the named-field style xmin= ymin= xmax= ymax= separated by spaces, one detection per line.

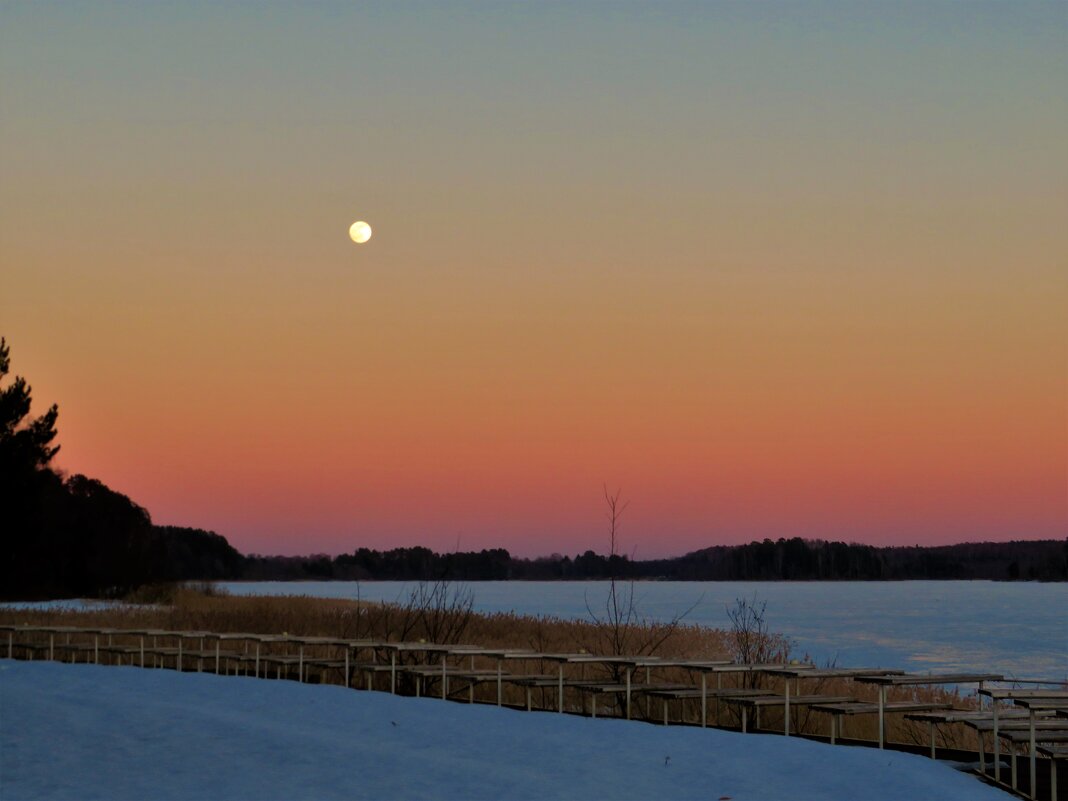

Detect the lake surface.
xmin=220 ymin=580 xmax=1067 ymax=679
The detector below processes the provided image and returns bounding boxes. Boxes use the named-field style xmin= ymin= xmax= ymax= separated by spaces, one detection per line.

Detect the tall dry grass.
xmin=2 ymin=583 xmax=735 ymax=656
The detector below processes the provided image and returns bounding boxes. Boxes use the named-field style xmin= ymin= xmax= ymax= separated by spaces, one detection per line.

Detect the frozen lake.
xmin=220 ymin=580 xmax=1067 ymax=680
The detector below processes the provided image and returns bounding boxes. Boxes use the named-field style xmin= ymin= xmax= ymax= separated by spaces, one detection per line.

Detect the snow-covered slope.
xmin=0 ymin=660 xmax=1003 ymax=800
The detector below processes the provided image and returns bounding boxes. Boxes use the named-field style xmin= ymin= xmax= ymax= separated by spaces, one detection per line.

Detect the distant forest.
xmin=1 ymin=337 xmax=1065 ymax=601
xmin=245 ymin=538 xmax=1067 ymax=583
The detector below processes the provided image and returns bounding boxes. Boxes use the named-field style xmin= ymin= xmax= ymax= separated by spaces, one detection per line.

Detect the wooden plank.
xmin=645 ymin=687 xmax=767 ymax=700
xmin=980 ymin=688 xmax=1068 ymax=700
xmin=726 ymin=694 xmax=855 ymax=708
xmin=813 ymin=701 xmax=954 ymax=715
xmin=905 ymin=708 xmax=1044 ymax=724
xmin=351 ymin=663 xmax=404 ymax=673
xmin=627 ymin=658 xmax=733 ymax=668
xmin=402 ymin=665 xmax=491 ymax=676
xmin=572 ymin=682 xmax=694 ymax=694
xmin=764 ymin=667 xmax=903 ymax=679
xmin=448 ymin=671 xmax=534 ymax=683
xmin=857 ymin=673 xmax=1003 ymax=685
xmin=510 ymin=676 xmax=587 ymax=687
xmin=964 ymin=719 xmax=1068 ymax=733
xmin=1012 ymin=699 xmax=1068 ymax=711
xmin=463 ymin=648 xmax=539 ymax=657
xmin=1000 ymin=729 xmax=1068 ymax=743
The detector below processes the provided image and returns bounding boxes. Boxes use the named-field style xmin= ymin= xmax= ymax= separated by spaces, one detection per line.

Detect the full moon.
xmin=349 ymin=221 xmax=372 ymax=244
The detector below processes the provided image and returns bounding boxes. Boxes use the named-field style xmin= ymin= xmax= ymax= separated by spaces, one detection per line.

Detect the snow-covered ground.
xmin=1 ymin=660 xmax=1005 ymax=800
xmin=0 ymin=599 xmax=138 ymax=612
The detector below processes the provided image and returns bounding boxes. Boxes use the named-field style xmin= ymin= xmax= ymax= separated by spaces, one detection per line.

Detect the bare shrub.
xmin=726 ymin=594 xmax=793 ymax=688
xmin=583 ymin=488 xmax=701 ymax=714
xmin=392 ymin=579 xmax=474 ymax=645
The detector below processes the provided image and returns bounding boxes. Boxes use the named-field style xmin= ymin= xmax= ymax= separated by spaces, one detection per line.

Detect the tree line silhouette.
xmin=243 ymin=537 xmax=1066 ymax=582
xmin=2 ymin=337 xmax=1064 ymax=601
xmin=0 ymin=339 xmax=242 ymax=600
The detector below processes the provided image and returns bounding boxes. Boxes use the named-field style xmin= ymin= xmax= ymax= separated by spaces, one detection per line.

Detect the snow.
xmin=0 ymin=599 xmax=138 ymax=612
xmin=0 ymin=660 xmax=1006 ymax=801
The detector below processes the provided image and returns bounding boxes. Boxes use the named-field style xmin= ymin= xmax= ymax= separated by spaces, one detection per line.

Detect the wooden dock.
xmin=1 ymin=623 xmax=1063 ymax=800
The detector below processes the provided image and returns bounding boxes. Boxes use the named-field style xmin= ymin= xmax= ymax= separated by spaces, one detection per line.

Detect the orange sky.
xmin=2 ymin=3 xmax=1065 ymax=556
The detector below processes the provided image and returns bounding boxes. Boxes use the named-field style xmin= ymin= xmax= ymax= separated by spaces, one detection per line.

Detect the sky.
xmin=1 ymin=2 xmax=1065 ymax=558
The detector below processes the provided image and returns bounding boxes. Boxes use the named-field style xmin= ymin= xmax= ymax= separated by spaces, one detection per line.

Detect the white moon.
xmin=349 ymin=221 xmax=372 ymax=244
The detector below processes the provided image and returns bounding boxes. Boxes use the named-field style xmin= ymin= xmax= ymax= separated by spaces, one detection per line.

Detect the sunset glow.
xmin=2 ymin=3 xmax=1064 ymax=557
